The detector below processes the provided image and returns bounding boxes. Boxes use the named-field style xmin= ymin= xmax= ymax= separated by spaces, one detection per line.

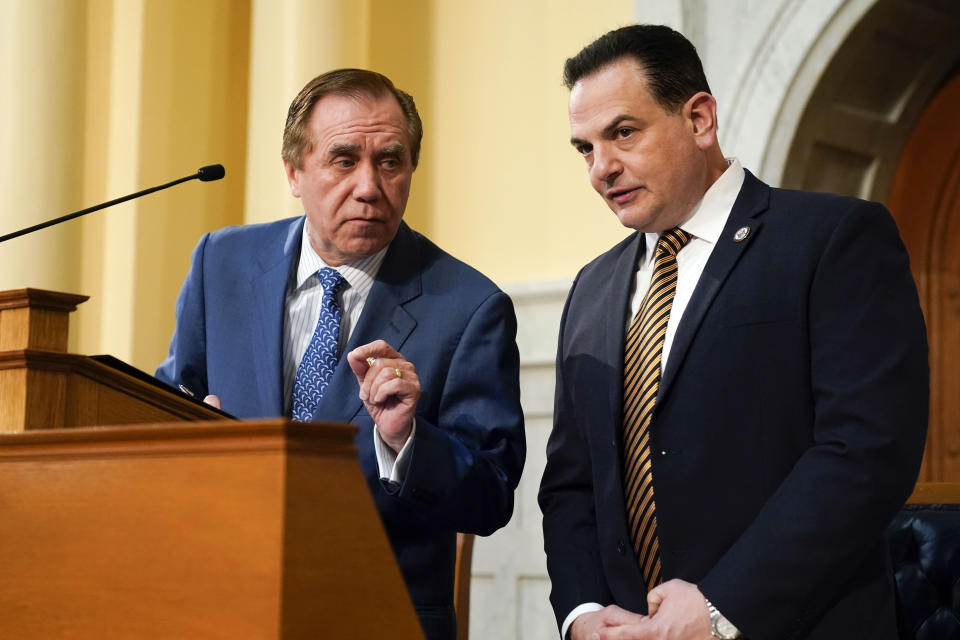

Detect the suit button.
xmin=617 ymin=539 xmax=626 ymax=555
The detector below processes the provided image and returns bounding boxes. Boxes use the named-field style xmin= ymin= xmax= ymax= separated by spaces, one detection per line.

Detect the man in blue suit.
xmin=156 ymin=69 xmax=525 ymax=640
xmin=539 ymin=25 xmax=928 ymax=640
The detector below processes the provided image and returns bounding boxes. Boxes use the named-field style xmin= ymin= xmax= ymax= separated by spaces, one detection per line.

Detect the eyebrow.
xmin=327 ymin=142 xmax=361 ymax=158
xmin=375 ymin=143 xmax=407 ymax=159
xmin=569 ymin=114 xmax=640 ymax=147
xmin=326 ymin=142 xmax=408 ymax=160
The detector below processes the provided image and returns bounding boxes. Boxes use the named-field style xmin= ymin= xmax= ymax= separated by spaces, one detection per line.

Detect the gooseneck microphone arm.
xmin=0 ymin=164 xmax=225 ymax=244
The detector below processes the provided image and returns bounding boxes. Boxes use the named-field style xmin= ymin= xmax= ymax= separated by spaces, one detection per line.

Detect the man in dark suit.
xmin=156 ymin=69 xmax=525 ymax=640
xmin=538 ymin=25 xmax=927 ymax=640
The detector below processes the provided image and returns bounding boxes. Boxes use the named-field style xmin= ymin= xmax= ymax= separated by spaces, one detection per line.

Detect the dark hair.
xmin=282 ymin=68 xmax=423 ymax=169
xmin=563 ymin=24 xmax=711 ymax=113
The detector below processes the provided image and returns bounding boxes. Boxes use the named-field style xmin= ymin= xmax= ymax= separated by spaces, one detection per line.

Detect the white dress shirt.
xmin=561 ymin=158 xmax=746 ymax=639
xmin=283 ymin=224 xmax=413 ymax=481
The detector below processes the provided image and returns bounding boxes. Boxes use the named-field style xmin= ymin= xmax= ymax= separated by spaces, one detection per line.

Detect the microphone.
xmin=0 ymin=164 xmax=226 ymax=244
xmin=198 ymin=164 xmax=226 ymax=182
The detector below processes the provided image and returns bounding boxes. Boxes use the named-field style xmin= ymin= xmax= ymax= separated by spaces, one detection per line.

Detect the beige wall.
xmin=0 ymin=0 xmax=632 ymax=371
xmin=1 ymin=0 xmax=249 ymax=368
xmin=427 ymin=1 xmax=634 ymax=284
xmin=0 ymin=0 xmax=85 ymax=295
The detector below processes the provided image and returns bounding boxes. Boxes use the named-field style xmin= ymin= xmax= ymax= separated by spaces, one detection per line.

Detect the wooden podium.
xmin=0 ymin=289 xmax=424 ymax=639
xmin=0 ymin=288 xmax=229 ymax=430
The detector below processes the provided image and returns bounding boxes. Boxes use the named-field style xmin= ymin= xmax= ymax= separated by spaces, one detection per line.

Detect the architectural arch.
xmin=779 ymin=0 xmax=960 ymax=199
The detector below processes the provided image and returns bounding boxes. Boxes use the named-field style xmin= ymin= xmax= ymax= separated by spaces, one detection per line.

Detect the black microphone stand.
xmin=0 ymin=164 xmax=225 ymax=244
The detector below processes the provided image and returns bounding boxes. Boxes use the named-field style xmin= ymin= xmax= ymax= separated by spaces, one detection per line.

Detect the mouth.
xmin=606 ymin=186 xmax=641 ymax=205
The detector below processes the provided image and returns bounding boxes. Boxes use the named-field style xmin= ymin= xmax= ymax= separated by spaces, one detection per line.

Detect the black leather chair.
xmin=889 ymin=484 xmax=960 ymax=640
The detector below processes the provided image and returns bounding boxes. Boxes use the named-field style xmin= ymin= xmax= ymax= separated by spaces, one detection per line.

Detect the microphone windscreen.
xmin=197 ymin=164 xmax=226 ymax=182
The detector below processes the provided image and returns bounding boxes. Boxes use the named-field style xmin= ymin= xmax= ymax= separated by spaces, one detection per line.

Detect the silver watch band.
xmin=705 ymin=598 xmax=742 ymax=639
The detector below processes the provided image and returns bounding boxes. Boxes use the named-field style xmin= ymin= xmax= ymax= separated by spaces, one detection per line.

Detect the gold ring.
xmin=366 ymin=357 xmax=377 ymax=366
xmin=395 ymin=368 xmax=403 ymax=379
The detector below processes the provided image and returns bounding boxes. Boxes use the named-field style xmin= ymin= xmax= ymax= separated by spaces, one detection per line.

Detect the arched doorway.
xmin=782 ymin=0 xmax=960 ymax=482
xmin=782 ymin=0 xmax=960 ymax=202
xmin=888 ymin=73 xmax=960 ymax=482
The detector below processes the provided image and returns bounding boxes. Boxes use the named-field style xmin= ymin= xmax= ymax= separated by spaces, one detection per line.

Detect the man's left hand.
xmin=347 ymin=340 xmax=420 ymax=452
xmin=592 ymin=579 xmax=712 ymax=640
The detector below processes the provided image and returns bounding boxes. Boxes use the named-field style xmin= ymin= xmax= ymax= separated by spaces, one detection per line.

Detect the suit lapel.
xmin=315 ymin=222 xmax=422 ymax=424
xmin=658 ymin=172 xmax=770 ymax=402
xmin=250 ymin=217 xmax=304 ymax=416
xmin=608 ymin=233 xmax=647 ymax=435
xmin=591 ymin=233 xmax=648 ymax=590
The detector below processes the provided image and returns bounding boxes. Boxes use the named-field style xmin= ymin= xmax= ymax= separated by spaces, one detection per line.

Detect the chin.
xmin=617 ymin=201 xmax=673 ymax=232
xmin=615 ymin=211 xmax=654 ymax=232
xmin=345 ymin=237 xmax=391 ymax=257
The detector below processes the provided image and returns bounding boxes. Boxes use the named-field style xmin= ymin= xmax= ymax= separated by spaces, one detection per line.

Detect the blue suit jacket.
xmin=539 ymin=172 xmax=929 ymax=639
xmin=157 ymin=218 xmax=525 ymax=639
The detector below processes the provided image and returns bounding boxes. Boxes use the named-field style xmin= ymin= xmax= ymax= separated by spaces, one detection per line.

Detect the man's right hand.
xmin=569 ymin=583 xmax=714 ymax=639
xmin=571 ymin=606 xmax=648 ymax=640
xmin=571 ymin=608 xmax=609 ymax=640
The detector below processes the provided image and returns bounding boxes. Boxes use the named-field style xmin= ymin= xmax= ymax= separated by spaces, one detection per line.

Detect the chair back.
xmin=454 ymin=533 xmax=475 ymax=640
xmin=890 ymin=483 xmax=960 ymax=639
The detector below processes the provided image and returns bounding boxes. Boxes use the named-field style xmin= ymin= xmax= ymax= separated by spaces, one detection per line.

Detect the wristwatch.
xmin=705 ymin=599 xmax=742 ymax=639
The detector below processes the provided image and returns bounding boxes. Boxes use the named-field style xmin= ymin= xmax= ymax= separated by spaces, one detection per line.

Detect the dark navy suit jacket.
xmin=539 ymin=172 xmax=928 ymax=639
xmin=157 ymin=218 xmax=525 ymax=640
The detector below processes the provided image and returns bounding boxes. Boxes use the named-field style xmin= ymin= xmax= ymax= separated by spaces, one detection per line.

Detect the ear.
xmin=684 ymin=92 xmax=719 ymax=151
xmin=283 ymin=160 xmax=302 ymax=198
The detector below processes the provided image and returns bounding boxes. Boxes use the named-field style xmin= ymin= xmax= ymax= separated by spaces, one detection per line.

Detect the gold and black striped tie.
xmin=622 ymin=226 xmax=691 ymax=592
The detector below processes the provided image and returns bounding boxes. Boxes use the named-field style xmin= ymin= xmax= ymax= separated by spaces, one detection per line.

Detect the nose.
xmin=353 ymin=161 xmax=382 ymax=202
xmin=589 ymin=145 xmax=623 ymax=188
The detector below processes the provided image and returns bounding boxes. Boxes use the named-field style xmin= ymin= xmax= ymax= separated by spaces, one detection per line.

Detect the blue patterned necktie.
xmin=291 ymin=267 xmax=347 ymax=422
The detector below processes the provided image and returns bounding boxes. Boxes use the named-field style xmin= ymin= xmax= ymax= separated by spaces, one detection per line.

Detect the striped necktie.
xmin=290 ymin=267 xmax=347 ymax=422
xmin=622 ymin=226 xmax=691 ymax=591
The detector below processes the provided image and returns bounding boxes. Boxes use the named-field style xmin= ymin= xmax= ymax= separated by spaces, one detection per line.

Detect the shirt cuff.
xmin=561 ymin=602 xmax=604 ymax=640
xmin=373 ymin=419 xmax=416 ymax=483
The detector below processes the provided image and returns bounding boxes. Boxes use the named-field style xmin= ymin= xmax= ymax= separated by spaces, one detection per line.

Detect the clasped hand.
xmin=570 ymin=580 xmax=712 ymax=640
xmin=347 ymin=340 xmax=420 ymax=452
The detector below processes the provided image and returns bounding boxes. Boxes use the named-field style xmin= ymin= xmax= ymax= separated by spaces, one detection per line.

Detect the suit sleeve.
xmin=387 ymin=290 xmax=526 ymax=536
xmin=538 ymin=272 xmax=616 ymax=630
xmin=698 ymin=201 xmax=928 ymax=639
xmin=155 ymin=233 xmax=211 ymax=398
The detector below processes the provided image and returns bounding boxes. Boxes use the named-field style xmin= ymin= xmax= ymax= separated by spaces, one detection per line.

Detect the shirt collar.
xmin=643 ymin=157 xmax=746 ymax=258
xmin=294 ymin=221 xmax=388 ymax=292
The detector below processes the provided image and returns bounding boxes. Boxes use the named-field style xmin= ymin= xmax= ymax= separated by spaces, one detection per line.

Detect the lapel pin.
xmin=733 ymin=226 xmax=751 ymax=243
